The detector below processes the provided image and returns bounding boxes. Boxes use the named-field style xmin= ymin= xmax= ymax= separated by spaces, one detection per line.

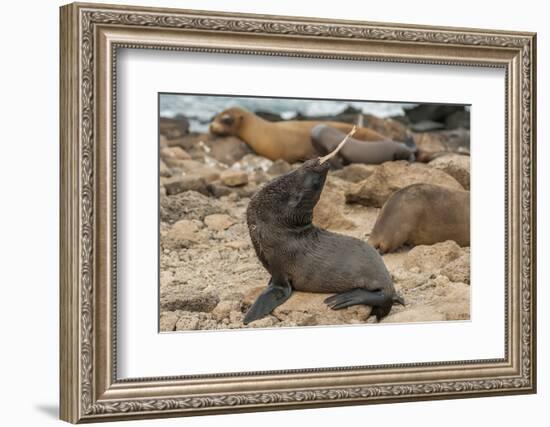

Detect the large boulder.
xmin=429 ymin=153 xmax=470 ymax=190
xmin=345 ymin=161 xmax=463 ymax=207
xmin=330 ymin=164 xmax=376 ymax=183
xmin=313 ymin=181 xmax=356 ymax=230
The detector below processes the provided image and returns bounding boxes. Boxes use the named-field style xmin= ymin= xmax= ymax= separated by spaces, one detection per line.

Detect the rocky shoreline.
xmin=159 ymin=106 xmax=471 ymax=331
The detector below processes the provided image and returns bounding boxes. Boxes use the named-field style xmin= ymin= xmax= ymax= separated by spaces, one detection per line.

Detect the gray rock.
xmin=164 ymin=175 xmax=208 ymax=196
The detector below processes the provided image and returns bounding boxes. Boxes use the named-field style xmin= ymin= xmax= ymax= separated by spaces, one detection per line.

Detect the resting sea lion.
xmin=368 ymin=183 xmax=470 ymax=254
xmin=311 ymin=124 xmax=416 ymax=167
xmin=244 ymin=128 xmax=404 ymax=324
xmin=209 ymin=106 xmax=390 ymax=163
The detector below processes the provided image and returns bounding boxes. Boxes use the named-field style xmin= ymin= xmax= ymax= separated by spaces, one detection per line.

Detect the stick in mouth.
xmin=318 ymin=125 xmax=357 ymax=164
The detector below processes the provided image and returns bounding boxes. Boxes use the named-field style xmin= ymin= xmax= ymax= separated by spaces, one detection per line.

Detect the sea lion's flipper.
xmin=324 ymin=288 xmax=394 ymax=321
xmin=244 ymin=276 xmax=292 ymax=325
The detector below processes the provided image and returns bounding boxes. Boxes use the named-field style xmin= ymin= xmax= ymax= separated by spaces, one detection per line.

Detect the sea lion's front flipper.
xmin=324 ymin=288 xmax=394 ymax=321
xmin=244 ymin=276 xmax=292 ymax=325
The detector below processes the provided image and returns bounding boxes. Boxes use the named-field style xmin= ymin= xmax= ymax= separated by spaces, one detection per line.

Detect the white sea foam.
xmin=159 ymin=94 xmax=417 ymax=132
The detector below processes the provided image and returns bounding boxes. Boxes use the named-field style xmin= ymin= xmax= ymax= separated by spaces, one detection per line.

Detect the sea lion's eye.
xmin=220 ymin=114 xmax=234 ymax=126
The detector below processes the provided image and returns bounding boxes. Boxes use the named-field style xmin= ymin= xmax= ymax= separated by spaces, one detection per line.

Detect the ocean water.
xmin=159 ymin=94 xmax=418 ymax=132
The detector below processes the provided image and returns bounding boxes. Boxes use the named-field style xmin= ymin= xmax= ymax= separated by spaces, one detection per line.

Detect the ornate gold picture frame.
xmin=60 ymin=2 xmax=536 ymax=423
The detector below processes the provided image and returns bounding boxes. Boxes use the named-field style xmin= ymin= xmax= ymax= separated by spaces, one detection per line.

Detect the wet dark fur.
xmin=245 ymin=158 xmax=402 ymax=323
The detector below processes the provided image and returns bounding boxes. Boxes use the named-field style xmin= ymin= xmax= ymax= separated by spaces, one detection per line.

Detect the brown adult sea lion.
xmin=368 ymin=183 xmax=470 ymax=254
xmin=310 ymin=124 xmax=416 ymax=167
xmin=244 ymin=128 xmax=404 ymax=324
xmin=209 ymin=106 xmax=390 ymax=163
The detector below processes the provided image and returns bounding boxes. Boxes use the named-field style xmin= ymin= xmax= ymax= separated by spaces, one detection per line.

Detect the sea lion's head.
xmin=209 ymin=107 xmax=247 ymax=136
xmin=250 ymin=158 xmax=330 ymax=228
xmin=249 ymin=126 xmax=356 ymax=228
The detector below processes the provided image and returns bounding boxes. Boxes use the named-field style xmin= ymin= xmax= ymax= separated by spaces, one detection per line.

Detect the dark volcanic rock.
xmin=445 ymin=110 xmax=470 ymax=130
xmin=159 ymin=115 xmax=190 ymax=139
xmin=410 ymin=120 xmax=446 ymax=132
xmin=255 ymin=110 xmax=283 ymax=122
xmin=405 ymin=105 xmax=465 ymax=124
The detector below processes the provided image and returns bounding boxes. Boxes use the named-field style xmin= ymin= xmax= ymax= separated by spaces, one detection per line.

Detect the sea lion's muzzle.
xmin=209 ymin=122 xmax=226 ymax=135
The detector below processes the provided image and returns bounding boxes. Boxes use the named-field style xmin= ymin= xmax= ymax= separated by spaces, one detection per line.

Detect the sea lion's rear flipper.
xmin=244 ymin=276 xmax=292 ymax=325
xmin=324 ymin=288 xmax=394 ymax=321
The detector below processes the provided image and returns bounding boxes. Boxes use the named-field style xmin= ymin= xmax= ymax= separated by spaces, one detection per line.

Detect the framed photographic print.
xmin=59 ymin=2 xmax=537 ymax=423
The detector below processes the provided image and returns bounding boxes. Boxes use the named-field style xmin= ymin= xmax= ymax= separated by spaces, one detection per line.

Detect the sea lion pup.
xmin=311 ymin=124 xmax=417 ymax=167
xmin=368 ymin=183 xmax=470 ymax=254
xmin=244 ymin=127 xmax=404 ymax=324
xmin=209 ymin=106 xmax=390 ymax=163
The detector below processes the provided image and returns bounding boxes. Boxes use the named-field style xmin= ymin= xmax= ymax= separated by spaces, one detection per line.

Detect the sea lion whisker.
xmin=318 ymin=125 xmax=357 ymax=164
